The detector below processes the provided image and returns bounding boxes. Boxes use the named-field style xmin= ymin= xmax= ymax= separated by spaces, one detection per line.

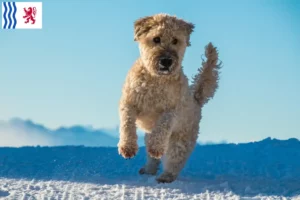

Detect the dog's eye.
xmin=153 ymin=37 xmax=161 ymax=44
xmin=172 ymin=38 xmax=178 ymax=45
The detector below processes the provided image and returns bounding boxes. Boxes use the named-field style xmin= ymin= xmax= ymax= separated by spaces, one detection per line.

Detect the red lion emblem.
xmin=23 ymin=7 xmax=37 ymax=24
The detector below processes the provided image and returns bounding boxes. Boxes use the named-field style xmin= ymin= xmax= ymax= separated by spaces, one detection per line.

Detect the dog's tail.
xmin=191 ymin=42 xmax=222 ymax=107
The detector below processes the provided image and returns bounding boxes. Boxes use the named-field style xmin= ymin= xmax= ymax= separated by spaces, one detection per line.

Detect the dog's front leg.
xmin=118 ymin=104 xmax=138 ymax=159
xmin=147 ymin=111 xmax=175 ymax=159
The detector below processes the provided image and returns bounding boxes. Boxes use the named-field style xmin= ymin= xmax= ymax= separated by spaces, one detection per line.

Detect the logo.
xmin=2 ymin=2 xmax=42 ymax=29
xmin=23 ymin=6 xmax=36 ymax=24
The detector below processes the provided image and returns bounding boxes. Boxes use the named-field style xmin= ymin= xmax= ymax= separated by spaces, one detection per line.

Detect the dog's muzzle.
xmin=158 ymin=57 xmax=173 ymax=74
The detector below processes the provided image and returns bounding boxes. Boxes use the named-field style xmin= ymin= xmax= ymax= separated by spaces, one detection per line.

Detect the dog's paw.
xmin=139 ymin=167 xmax=147 ymax=174
xmin=118 ymin=142 xmax=138 ymax=159
xmin=139 ymin=166 xmax=158 ymax=175
xmin=156 ymin=172 xmax=176 ymax=183
xmin=147 ymin=146 xmax=164 ymax=159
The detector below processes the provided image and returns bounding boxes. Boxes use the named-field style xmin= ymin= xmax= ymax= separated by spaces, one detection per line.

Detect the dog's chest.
xmin=133 ymin=80 xmax=180 ymax=114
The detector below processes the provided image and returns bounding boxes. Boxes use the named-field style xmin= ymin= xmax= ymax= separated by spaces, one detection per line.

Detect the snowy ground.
xmin=0 ymin=138 xmax=299 ymax=199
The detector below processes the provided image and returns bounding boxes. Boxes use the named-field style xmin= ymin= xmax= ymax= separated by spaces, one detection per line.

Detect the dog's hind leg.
xmin=156 ymin=133 xmax=195 ymax=183
xmin=139 ymin=134 xmax=161 ymax=175
xmin=139 ymin=153 xmax=161 ymax=175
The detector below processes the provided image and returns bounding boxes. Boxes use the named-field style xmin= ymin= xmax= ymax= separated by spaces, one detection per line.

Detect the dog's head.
xmin=134 ymin=14 xmax=194 ymax=76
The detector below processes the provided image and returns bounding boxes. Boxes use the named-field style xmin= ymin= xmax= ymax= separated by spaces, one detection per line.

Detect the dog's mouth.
xmin=158 ymin=64 xmax=173 ymax=75
xmin=156 ymin=57 xmax=175 ymax=75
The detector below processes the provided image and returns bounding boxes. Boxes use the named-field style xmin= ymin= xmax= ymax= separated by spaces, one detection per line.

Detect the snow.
xmin=0 ymin=138 xmax=299 ymax=199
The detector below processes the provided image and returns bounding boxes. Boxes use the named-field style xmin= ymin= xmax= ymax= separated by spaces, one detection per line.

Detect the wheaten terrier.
xmin=118 ymin=13 xmax=221 ymax=183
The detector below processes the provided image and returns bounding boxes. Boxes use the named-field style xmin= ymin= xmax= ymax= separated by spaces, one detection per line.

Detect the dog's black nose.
xmin=159 ymin=58 xmax=173 ymax=69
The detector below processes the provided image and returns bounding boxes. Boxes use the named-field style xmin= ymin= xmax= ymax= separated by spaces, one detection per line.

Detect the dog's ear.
xmin=134 ymin=16 xmax=155 ymax=41
xmin=179 ymin=20 xmax=195 ymax=46
xmin=185 ymin=22 xmax=195 ymax=36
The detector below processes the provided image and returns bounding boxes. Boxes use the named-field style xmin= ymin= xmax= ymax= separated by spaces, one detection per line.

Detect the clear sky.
xmin=0 ymin=0 xmax=299 ymax=143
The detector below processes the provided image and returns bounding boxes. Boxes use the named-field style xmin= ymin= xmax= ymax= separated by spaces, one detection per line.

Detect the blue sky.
xmin=0 ymin=0 xmax=299 ymax=143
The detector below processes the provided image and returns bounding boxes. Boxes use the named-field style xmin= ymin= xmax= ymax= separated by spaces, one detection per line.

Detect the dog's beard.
xmin=139 ymin=46 xmax=180 ymax=76
xmin=143 ymin=58 xmax=179 ymax=76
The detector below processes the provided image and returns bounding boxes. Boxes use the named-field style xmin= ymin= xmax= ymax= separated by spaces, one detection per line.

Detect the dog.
xmin=117 ymin=13 xmax=221 ymax=183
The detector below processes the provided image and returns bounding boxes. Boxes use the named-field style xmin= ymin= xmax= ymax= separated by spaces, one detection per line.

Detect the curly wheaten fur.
xmin=118 ymin=13 xmax=221 ymax=183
